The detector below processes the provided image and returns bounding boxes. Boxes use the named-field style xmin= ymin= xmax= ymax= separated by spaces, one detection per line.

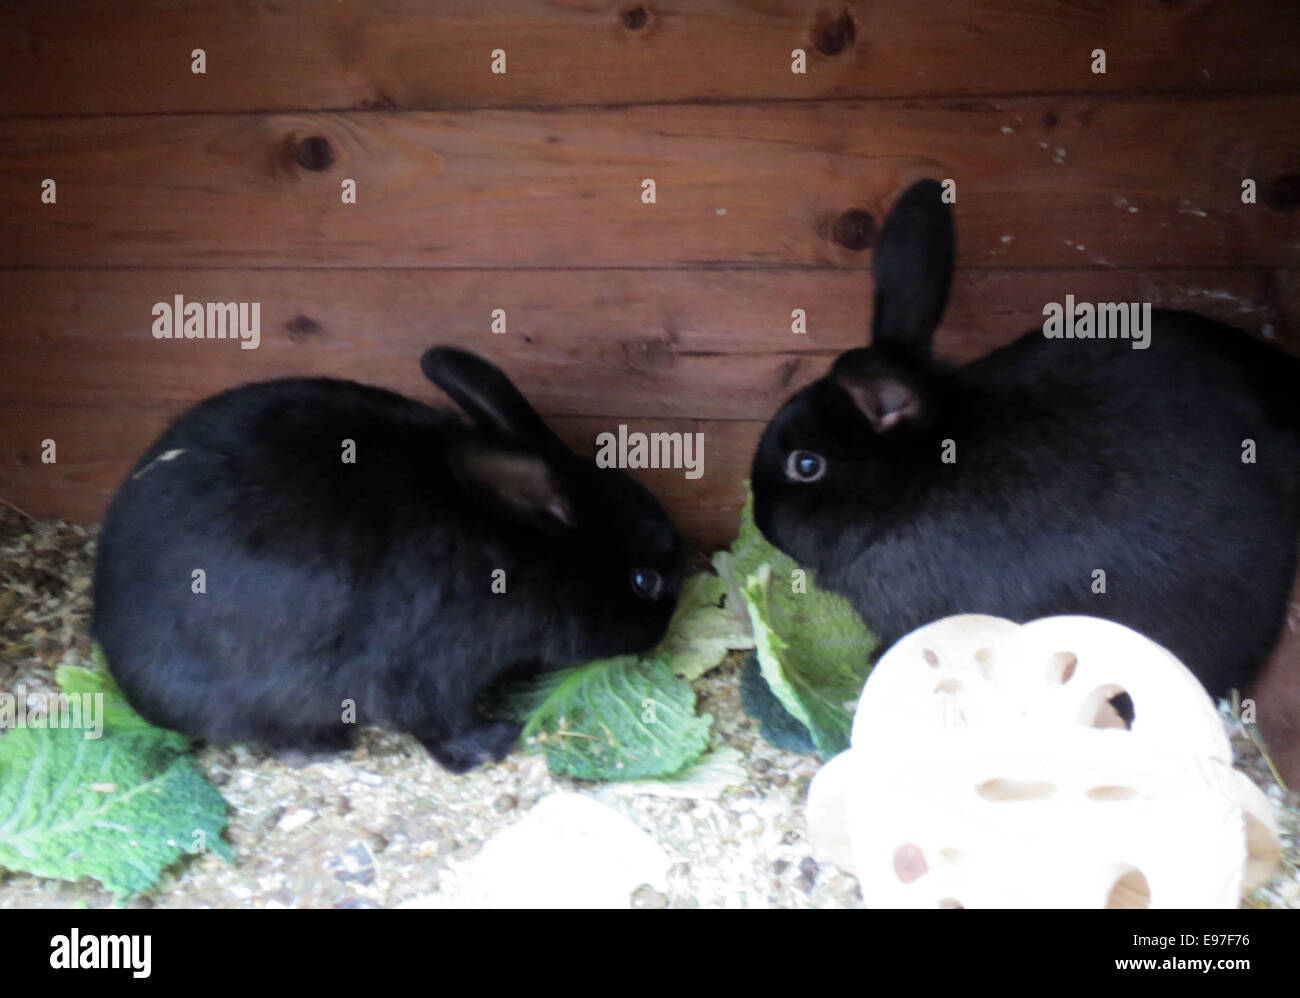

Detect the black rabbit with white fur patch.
xmin=93 ymin=347 xmax=685 ymax=771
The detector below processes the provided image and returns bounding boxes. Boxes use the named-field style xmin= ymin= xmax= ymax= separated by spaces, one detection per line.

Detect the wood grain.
xmin=3 ymin=1 xmax=1298 ymax=115
xmin=3 ymin=97 xmax=1299 ymax=269
xmin=4 ymin=265 xmax=1297 ymax=548
xmin=1 ymin=267 xmax=1294 ymax=420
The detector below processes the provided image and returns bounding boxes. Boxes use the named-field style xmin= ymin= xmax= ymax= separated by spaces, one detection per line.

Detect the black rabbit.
xmin=752 ymin=178 xmax=1300 ymax=699
xmin=93 ymin=347 xmax=685 ymax=771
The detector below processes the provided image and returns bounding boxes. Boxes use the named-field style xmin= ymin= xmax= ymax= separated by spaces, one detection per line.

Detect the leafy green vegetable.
xmin=490 ymin=483 xmax=876 ymax=779
xmin=609 ymin=746 xmax=747 ymax=799
xmin=653 ymin=572 xmax=753 ymax=681
xmin=712 ymin=489 xmax=802 ymax=632
xmin=491 ymin=656 xmax=712 ymax=781
xmin=714 ymin=484 xmax=877 ymax=759
xmin=0 ymin=727 xmax=231 ymax=899
xmin=487 ymin=569 xmax=748 ymax=781
xmin=743 ymin=564 xmax=876 ymax=760
xmin=739 ymin=652 xmax=815 ymax=756
xmin=0 ymin=649 xmax=230 ymax=898
xmin=54 ymin=645 xmax=169 ymax=737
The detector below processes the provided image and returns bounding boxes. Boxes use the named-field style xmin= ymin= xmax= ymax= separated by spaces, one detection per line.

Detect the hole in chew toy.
xmin=1110 ymin=692 xmax=1135 ymax=727
xmin=893 ymin=843 xmax=928 ymax=883
xmin=923 ymin=648 xmax=939 ymax=667
xmin=976 ymin=778 xmax=1056 ymax=802
xmin=1085 ymin=785 xmax=1138 ymax=802
xmin=1047 ymin=651 xmax=1077 ymax=684
xmin=1105 ymin=868 xmax=1150 ymax=909
xmin=934 ymin=678 xmax=964 ymax=694
xmin=1080 ymin=684 xmax=1134 ymax=730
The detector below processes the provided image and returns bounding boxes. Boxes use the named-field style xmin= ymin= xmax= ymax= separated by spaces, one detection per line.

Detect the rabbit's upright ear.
xmin=421 ymin=347 xmax=560 ymax=449
xmin=447 ymin=442 xmax=575 ymax=530
xmin=828 ymin=349 xmax=928 ymax=435
xmin=870 ymin=178 xmax=954 ymax=357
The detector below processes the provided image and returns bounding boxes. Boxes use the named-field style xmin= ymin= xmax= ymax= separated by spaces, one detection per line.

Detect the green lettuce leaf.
xmin=712 ymin=488 xmax=801 ymax=632
xmin=609 ymin=746 xmax=747 ymax=799
xmin=54 ymin=645 xmax=172 ymax=738
xmin=653 ymin=572 xmax=753 ymax=681
xmin=491 ymin=656 xmax=712 ymax=781
xmin=739 ymin=652 xmax=815 ymax=755
xmin=712 ymin=483 xmax=878 ymax=757
xmin=0 ymin=727 xmax=231 ymax=899
xmin=0 ymin=648 xmax=230 ymax=898
xmin=742 ymin=563 xmax=876 ymax=760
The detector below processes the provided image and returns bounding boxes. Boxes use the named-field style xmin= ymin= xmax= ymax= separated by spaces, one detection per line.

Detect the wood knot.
xmin=1263 ymin=172 xmax=1300 ymax=213
xmin=832 ymin=209 xmax=878 ymax=250
xmin=285 ymin=315 xmax=323 ymax=340
xmin=294 ymin=136 xmax=334 ymax=172
xmin=814 ymin=11 xmax=856 ymax=56
xmin=621 ymin=5 xmax=651 ymax=31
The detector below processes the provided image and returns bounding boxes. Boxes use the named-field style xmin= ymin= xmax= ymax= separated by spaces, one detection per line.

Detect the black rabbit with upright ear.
xmin=93 ymin=347 xmax=685 ymax=772
xmin=752 ymin=178 xmax=1300 ymax=699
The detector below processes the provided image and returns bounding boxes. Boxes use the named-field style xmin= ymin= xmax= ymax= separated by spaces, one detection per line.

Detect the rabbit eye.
xmin=785 ymin=450 xmax=826 ymax=483
xmin=629 ymin=568 xmax=664 ymax=601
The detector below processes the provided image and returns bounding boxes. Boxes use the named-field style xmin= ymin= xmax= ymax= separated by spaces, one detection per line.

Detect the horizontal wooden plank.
xmin=5 ymin=265 xmax=1298 ymax=546
xmin=1 ymin=267 xmax=1294 ymax=423
xmin=3 ymin=1 xmax=1299 ymax=115
xmin=2 ymin=98 xmax=1299 ymax=268
xmin=0 ymin=403 xmax=760 ymax=552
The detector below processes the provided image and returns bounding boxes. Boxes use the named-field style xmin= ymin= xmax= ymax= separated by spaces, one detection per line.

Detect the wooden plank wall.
xmin=2 ymin=1 xmax=1300 ymax=552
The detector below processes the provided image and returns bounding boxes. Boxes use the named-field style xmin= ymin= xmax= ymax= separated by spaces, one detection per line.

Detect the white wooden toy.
xmin=807 ymin=615 xmax=1279 ymax=908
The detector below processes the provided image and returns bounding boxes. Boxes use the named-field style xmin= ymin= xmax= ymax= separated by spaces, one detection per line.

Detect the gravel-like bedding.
xmin=1 ymin=503 xmax=1296 ymax=909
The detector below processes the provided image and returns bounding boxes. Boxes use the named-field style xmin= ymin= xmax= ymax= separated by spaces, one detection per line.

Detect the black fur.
xmin=752 ymin=179 xmax=1300 ymax=698
xmin=93 ymin=348 xmax=685 ymax=772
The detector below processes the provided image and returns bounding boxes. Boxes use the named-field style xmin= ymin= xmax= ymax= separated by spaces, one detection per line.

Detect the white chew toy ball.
xmin=807 ymin=614 xmax=1279 ymax=908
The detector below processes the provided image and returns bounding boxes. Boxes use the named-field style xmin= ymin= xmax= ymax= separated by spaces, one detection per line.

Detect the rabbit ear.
xmin=829 ymin=349 xmax=927 ymax=434
xmin=871 ymin=178 xmax=954 ymax=356
xmin=833 ymin=372 xmax=923 ymax=433
xmin=448 ymin=442 xmax=575 ymax=530
xmin=421 ymin=347 xmax=560 ymax=449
